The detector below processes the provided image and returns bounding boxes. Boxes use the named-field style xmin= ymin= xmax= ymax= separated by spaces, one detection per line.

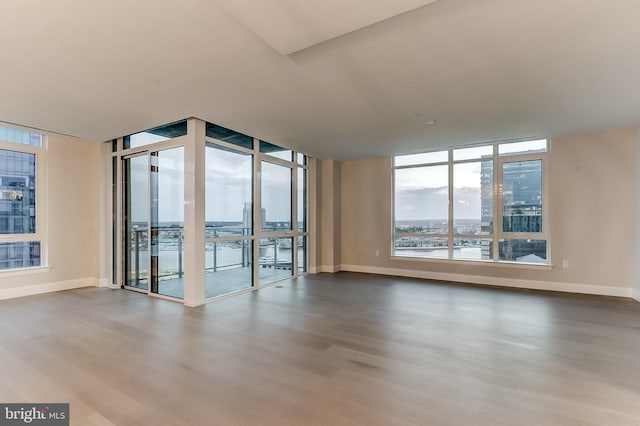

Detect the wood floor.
xmin=1 ymin=272 xmax=640 ymax=425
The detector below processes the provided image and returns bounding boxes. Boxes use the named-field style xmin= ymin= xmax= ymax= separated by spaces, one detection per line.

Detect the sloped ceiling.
xmin=215 ymin=0 xmax=440 ymax=54
xmin=1 ymin=0 xmax=640 ymax=159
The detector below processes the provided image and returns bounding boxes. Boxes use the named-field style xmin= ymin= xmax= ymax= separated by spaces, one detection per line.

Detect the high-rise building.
xmin=0 ymin=150 xmax=38 ymax=269
xmin=480 ymin=159 xmax=545 ymax=261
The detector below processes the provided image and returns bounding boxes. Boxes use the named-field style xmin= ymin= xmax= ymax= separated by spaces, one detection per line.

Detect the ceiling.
xmin=1 ymin=0 xmax=640 ymax=160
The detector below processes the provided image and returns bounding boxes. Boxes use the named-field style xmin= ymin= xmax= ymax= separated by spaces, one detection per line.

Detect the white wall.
xmin=334 ymin=129 xmax=637 ymax=297
xmin=0 ymin=134 xmax=102 ymax=299
xmin=635 ymin=129 xmax=640 ymax=301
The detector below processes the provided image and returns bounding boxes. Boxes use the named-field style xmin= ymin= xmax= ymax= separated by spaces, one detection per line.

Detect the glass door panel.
xmin=150 ymin=147 xmax=185 ymax=299
xmin=124 ymin=155 xmax=149 ymax=290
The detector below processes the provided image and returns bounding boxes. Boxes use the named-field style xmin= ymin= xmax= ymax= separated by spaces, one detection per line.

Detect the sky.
xmin=130 ymin=147 xmax=489 ymax=223
xmin=206 ymin=147 xmax=293 ymax=222
xmin=130 ymin=148 xmax=184 ymax=222
xmin=129 ymin=145 xmax=296 ymax=223
xmin=393 ymin=139 xmax=546 ymax=221
xmin=395 ymin=162 xmax=490 ymax=221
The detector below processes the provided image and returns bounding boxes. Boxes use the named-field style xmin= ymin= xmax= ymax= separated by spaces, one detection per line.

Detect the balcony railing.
xmin=129 ymin=227 xmax=296 ymax=284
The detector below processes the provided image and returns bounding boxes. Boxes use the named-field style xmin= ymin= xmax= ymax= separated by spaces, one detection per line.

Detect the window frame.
xmin=111 ymin=120 xmax=312 ymax=305
xmin=0 ymin=124 xmax=48 ymax=272
xmin=496 ymin=153 xmax=549 ymax=262
xmin=392 ymin=140 xmax=550 ymax=267
xmin=202 ymin=135 xmax=309 ymax=289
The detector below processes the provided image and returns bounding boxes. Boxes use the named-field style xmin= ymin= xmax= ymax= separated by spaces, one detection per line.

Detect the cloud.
xmin=396 ymin=186 xmax=484 ymax=220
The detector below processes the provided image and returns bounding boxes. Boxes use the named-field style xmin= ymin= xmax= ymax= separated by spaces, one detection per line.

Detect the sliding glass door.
xmin=124 ymin=154 xmax=149 ymax=290
xmin=150 ymin=147 xmax=185 ymax=298
xmin=123 ymin=147 xmax=184 ymax=299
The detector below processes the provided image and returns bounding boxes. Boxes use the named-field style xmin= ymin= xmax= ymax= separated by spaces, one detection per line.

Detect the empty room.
xmin=1 ymin=0 xmax=640 ymax=425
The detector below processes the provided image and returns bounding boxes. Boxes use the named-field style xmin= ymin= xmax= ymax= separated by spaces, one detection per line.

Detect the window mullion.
xmin=253 ymin=138 xmax=261 ymax=287
xmin=493 ymin=144 xmax=500 ymax=261
xmin=292 ymin=165 xmax=298 ymax=279
xmin=448 ymin=150 xmax=453 ymax=259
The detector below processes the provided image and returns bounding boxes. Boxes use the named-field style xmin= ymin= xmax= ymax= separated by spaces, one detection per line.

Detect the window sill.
xmin=390 ymin=255 xmax=553 ymax=271
xmin=0 ymin=265 xmax=51 ymax=277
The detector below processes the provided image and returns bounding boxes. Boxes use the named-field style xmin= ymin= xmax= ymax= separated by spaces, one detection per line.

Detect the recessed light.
xmin=426 ymin=120 xmax=437 ymax=126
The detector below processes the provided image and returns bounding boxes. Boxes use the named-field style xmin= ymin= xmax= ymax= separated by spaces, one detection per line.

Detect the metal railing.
xmin=129 ymin=227 xmax=184 ymax=283
xmin=129 ymin=227 xmax=298 ymax=282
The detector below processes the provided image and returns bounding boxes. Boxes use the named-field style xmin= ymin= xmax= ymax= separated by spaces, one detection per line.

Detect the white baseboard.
xmin=0 ymin=277 xmax=99 ymax=301
xmin=98 ymin=278 xmax=120 ymax=289
xmin=340 ymin=264 xmax=633 ymax=298
xmin=318 ymin=265 xmax=342 ymax=273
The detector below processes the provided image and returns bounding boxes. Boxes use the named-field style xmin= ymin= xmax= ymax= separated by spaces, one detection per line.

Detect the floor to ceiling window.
xmin=205 ymin=133 xmax=254 ymax=298
xmin=260 ymin=152 xmax=293 ymax=285
xmin=111 ymin=118 xmax=311 ymax=305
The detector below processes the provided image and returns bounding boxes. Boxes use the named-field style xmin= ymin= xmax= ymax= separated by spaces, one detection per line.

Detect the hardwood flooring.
xmin=1 ymin=272 xmax=640 ymax=425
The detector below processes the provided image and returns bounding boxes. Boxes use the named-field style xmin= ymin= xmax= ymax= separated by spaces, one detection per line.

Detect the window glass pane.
xmin=261 ymin=161 xmax=292 ymax=231
xmin=124 ymin=155 xmax=149 ymax=290
xmin=394 ymin=165 xmax=448 ymax=234
xmin=297 ymin=153 xmax=306 ymax=165
xmin=205 ymin=240 xmax=252 ymax=298
xmin=499 ymin=139 xmax=547 ymax=156
xmin=453 ymin=145 xmax=493 ymax=161
xmin=454 ymin=161 xmax=492 ymax=235
xmin=151 ymin=148 xmax=184 ymax=299
xmin=499 ymin=239 xmax=547 ymax=263
xmin=393 ymin=237 xmax=448 ymax=258
xmin=259 ymin=237 xmax=293 ymax=284
xmin=453 ymin=238 xmax=492 ymax=260
xmin=0 ymin=241 xmax=40 ymax=270
xmin=297 ymin=167 xmax=306 ymax=232
xmin=260 ymin=141 xmax=292 ymax=161
xmin=205 ymin=122 xmax=253 ymax=150
xmin=0 ymin=149 xmax=36 ymax=234
xmin=124 ymin=120 xmax=187 ymax=149
xmin=502 ymin=160 xmax=542 ymax=233
xmin=395 ymin=150 xmax=447 ymax=167
xmin=297 ymin=236 xmax=306 ymax=274
xmin=111 ymin=139 xmax=118 ymax=152
xmin=206 ymin=144 xmax=253 ymax=237
xmin=0 ymin=125 xmax=41 ymax=147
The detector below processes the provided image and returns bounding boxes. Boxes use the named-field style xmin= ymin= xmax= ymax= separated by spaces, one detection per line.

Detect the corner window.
xmin=123 ymin=120 xmax=187 ymax=150
xmin=0 ymin=124 xmax=45 ymax=270
xmin=393 ymin=140 xmax=548 ymax=265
